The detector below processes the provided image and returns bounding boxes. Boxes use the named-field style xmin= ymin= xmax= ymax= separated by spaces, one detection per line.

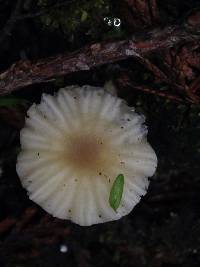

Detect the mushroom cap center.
xmin=61 ymin=131 xmax=116 ymax=176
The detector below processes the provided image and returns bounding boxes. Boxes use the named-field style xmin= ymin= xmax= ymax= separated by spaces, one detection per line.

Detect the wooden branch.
xmin=0 ymin=24 xmax=199 ymax=95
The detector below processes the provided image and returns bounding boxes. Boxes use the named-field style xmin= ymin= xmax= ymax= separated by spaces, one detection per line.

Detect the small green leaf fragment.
xmin=109 ymin=174 xmax=124 ymax=212
xmin=0 ymin=97 xmax=29 ymax=107
xmin=81 ymin=10 xmax=88 ymax=22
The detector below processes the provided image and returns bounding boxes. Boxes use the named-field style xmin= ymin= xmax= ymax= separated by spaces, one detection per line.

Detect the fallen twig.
xmin=0 ymin=23 xmax=199 ymax=95
xmin=115 ymin=71 xmax=185 ymax=103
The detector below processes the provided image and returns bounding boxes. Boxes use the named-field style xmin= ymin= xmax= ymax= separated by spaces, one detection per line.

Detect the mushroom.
xmin=16 ymin=85 xmax=157 ymax=226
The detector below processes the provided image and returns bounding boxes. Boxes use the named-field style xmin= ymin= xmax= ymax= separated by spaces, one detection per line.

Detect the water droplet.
xmin=60 ymin=244 xmax=68 ymax=253
xmin=114 ymin=18 xmax=121 ymax=27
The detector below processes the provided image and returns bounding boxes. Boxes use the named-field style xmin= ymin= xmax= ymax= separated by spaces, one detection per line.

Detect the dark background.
xmin=0 ymin=1 xmax=200 ymax=266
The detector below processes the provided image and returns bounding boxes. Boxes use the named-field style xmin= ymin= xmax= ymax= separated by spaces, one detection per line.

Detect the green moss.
xmin=37 ymin=0 xmax=111 ymax=35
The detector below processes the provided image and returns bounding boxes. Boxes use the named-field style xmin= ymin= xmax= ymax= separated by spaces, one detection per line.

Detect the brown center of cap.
xmin=62 ymin=132 xmax=117 ymax=176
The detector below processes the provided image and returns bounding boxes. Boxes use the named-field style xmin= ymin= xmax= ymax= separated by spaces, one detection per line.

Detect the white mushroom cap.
xmin=16 ymin=85 xmax=157 ymax=226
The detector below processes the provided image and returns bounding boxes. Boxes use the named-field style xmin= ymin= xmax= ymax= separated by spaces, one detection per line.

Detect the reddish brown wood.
xmin=0 ymin=24 xmax=199 ymax=95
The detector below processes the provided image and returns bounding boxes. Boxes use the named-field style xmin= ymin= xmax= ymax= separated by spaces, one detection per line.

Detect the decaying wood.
xmin=124 ymin=0 xmax=160 ymax=26
xmin=115 ymin=40 xmax=200 ymax=104
xmin=0 ymin=23 xmax=199 ymax=96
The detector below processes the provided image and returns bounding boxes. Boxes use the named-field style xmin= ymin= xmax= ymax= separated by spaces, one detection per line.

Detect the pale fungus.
xmin=16 ymin=85 xmax=157 ymax=226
